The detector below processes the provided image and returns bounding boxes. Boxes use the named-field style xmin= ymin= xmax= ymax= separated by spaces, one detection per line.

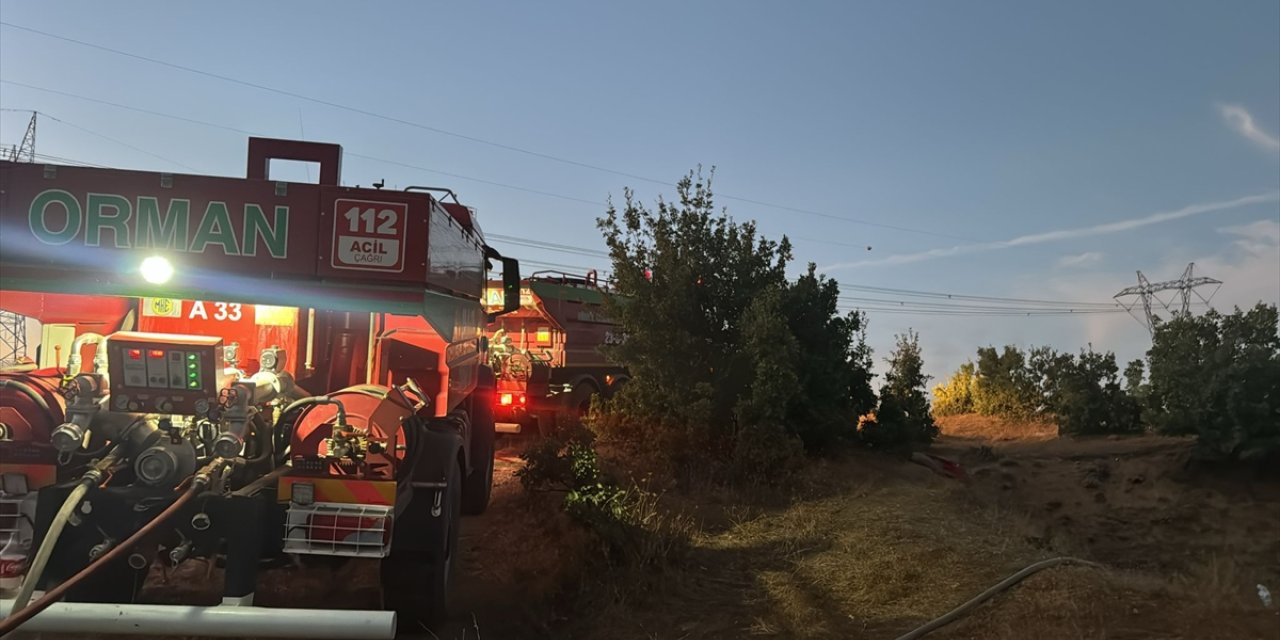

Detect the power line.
xmin=31 ymin=110 xmax=201 ymax=171
xmin=838 ymin=282 xmax=1119 ymax=308
xmin=1 ymin=80 xmax=608 ymax=206
xmin=838 ymin=306 xmax=1126 ymax=317
xmin=0 ymin=100 xmax=1128 ymax=317
xmin=0 ymin=21 xmax=972 ymax=241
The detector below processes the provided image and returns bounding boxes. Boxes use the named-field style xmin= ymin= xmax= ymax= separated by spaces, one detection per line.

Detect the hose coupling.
xmin=51 ymin=422 xmax=88 ymax=453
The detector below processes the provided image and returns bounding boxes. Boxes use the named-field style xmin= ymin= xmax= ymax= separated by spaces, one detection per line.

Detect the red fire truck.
xmin=0 ymin=137 xmax=520 ymax=638
xmin=484 ymin=271 xmax=627 ymax=436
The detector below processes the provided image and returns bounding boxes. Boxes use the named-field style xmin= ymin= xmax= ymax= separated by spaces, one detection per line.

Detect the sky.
xmin=1 ymin=0 xmax=1278 ymax=383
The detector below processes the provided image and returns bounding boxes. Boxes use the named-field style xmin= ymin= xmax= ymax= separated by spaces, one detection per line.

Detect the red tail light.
xmin=497 ymin=393 xmax=526 ymax=407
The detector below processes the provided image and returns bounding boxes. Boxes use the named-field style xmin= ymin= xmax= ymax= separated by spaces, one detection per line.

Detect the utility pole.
xmin=0 ymin=111 xmax=37 ymax=365
xmin=6 ymin=110 xmax=36 ymax=162
xmin=1114 ymin=263 xmax=1222 ymax=335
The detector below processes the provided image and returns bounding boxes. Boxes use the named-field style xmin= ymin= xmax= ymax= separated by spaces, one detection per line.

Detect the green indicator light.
xmin=187 ymin=353 xmax=197 ymax=361
xmin=189 ymin=381 xmax=200 ymax=388
xmin=188 ymin=362 xmax=198 ymax=370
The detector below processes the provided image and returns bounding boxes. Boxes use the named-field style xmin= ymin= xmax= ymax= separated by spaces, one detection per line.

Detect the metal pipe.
xmin=0 ymin=600 xmax=396 ymax=639
xmin=365 ymin=312 xmax=377 ymax=385
xmin=66 ymin=332 xmax=104 ymax=376
xmin=214 ymin=371 xmax=293 ymax=459
xmin=304 ymin=308 xmax=316 ymax=372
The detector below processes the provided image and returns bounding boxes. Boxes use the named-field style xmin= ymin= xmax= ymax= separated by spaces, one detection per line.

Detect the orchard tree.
xmin=973 ymin=345 xmax=1040 ymax=417
xmin=932 ymin=361 xmax=976 ymax=416
xmin=596 ymin=168 xmax=876 ymax=470
xmin=863 ymin=330 xmax=938 ymax=447
xmin=1052 ymin=348 xmax=1143 ymax=436
xmin=1147 ymin=304 xmax=1280 ymax=459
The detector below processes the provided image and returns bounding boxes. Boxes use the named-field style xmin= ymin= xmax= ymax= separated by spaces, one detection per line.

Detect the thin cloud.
xmin=823 ymin=192 xmax=1280 ymax=271
xmin=1219 ymin=104 xmax=1280 ymax=151
xmin=1056 ymin=251 xmax=1103 ymax=268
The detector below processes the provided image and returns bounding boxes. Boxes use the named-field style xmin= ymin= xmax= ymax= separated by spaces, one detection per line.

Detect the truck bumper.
xmin=495 ymin=421 xmax=524 ymax=434
xmin=0 ymin=598 xmax=395 ymax=639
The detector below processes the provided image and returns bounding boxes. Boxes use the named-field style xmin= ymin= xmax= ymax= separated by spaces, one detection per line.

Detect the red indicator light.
xmin=128 ymin=349 xmax=142 ymax=360
xmin=499 ymin=393 xmax=513 ymax=406
xmin=519 ymin=394 xmax=527 ymax=406
xmin=148 ymin=349 xmax=165 ymax=359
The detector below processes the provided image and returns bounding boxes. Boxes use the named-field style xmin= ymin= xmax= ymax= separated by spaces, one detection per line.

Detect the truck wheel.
xmin=462 ymin=386 xmax=496 ymax=515
xmin=569 ymin=382 xmax=597 ymax=420
xmin=382 ymin=459 xmax=462 ymax=630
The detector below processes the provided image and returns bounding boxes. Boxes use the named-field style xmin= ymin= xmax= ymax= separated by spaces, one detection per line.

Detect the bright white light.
xmin=140 ymin=256 xmax=174 ymax=284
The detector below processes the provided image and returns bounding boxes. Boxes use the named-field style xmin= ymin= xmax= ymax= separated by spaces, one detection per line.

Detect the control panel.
xmin=107 ymin=332 xmax=228 ymax=415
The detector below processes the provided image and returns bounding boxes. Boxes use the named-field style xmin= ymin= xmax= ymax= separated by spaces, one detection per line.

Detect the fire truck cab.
xmin=0 ymin=137 xmax=520 ymax=638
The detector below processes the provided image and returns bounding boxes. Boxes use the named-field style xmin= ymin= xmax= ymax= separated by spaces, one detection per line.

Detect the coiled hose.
xmin=893 ymin=556 xmax=1103 ymax=640
xmin=0 ymin=379 xmax=52 ymax=414
xmin=0 ymin=459 xmax=228 ymax=637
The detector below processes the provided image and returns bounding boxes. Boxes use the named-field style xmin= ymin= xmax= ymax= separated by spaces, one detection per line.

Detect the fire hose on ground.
xmin=0 ymin=458 xmax=228 ymax=637
xmin=893 ymin=556 xmax=1104 ymax=640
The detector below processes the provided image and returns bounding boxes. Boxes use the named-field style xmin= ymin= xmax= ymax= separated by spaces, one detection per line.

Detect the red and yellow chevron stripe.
xmin=277 ymin=476 xmax=396 ymax=506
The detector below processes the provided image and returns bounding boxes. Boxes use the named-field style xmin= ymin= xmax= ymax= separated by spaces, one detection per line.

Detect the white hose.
xmin=9 ymin=483 xmax=90 ymax=612
xmin=9 ymin=446 xmax=124 ymax=613
xmin=894 ymin=556 xmax=1104 ymax=640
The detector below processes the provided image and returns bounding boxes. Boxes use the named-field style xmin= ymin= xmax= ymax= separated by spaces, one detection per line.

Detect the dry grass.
xmin=32 ymin=433 xmax=1280 ymax=640
xmin=937 ymin=413 xmax=1057 ymax=442
xmin=940 ymin=563 xmax=1279 ymax=640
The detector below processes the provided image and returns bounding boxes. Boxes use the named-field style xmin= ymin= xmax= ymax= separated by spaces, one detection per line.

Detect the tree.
xmin=778 ymin=265 xmax=877 ymax=449
xmin=596 ymin=169 xmax=876 ymax=474
xmin=597 ymin=170 xmax=791 ymax=446
xmin=1146 ymin=304 xmax=1280 ymax=459
xmin=863 ymin=330 xmax=938 ymax=447
xmin=932 ymin=361 xmax=976 ymax=416
xmin=972 ymin=345 xmax=1039 ymax=417
xmin=1026 ymin=346 xmax=1074 ymax=415
xmin=1052 ymin=347 xmax=1143 ymax=436
xmin=1123 ymin=359 xmax=1146 ymax=399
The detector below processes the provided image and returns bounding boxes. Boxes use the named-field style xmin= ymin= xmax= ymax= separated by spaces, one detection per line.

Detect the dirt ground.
xmin=16 ymin=423 xmax=1280 ymax=639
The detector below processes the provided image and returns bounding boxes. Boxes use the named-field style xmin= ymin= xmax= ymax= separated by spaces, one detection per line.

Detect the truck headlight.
xmin=140 ymin=256 xmax=174 ymax=284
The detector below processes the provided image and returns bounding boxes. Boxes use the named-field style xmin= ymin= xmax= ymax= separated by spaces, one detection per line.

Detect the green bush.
xmin=1146 ymin=304 xmax=1280 ymax=460
xmin=518 ymin=431 xmax=689 ymax=567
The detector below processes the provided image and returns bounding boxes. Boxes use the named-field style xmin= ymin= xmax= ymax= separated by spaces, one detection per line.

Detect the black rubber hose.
xmin=0 ymin=378 xmax=53 ymax=414
xmin=243 ymin=412 xmax=274 ymax=466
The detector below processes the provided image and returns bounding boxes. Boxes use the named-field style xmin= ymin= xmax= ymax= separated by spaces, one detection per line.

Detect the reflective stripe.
xmin=277 ymin=477 xmax=396 ymax=505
